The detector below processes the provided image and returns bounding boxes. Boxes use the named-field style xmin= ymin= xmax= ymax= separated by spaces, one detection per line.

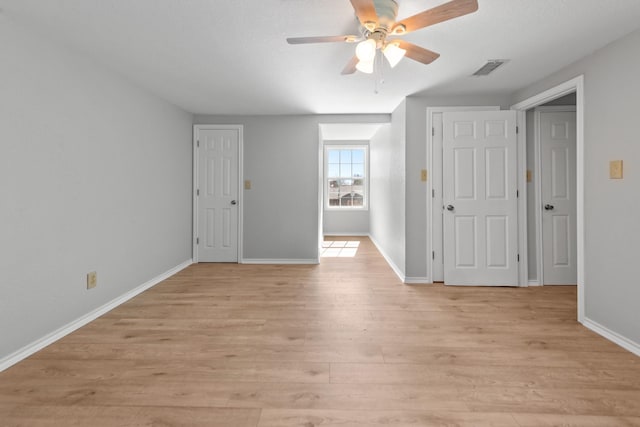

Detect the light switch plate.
xmin=421 ymin=169 xmax=428 ymax=182
xmin=87 ymin=271 xmax=97 ymax=289
xmin=244 ymin=180 xmax=251 ymax=190
xmin=610 ymin=160 xmax=623 ymax=179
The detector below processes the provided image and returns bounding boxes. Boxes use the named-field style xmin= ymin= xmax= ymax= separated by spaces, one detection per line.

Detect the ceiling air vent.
xmin=472 ymin=60 xmax=508 ymax=76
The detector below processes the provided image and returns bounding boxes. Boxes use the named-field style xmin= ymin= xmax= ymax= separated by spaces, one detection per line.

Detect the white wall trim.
xmin=323 ymin=232 xmax=370 ymax=237
xmin=516 ymin=111 xmax=529 ymax=287
xmin=192 ymin=125 xmax=244 ymax=264
xmin=241 ymin=259 xmax=319 ymax=265
xmin=368 ymin=233 xmax=406 ymax=283
xmin=534 ymin=106 xmax=577 ymax=113
xmin=528 ymin=279 xmax=542 ymax=287
xmin=583 ymin=317 xmax=640 ymax=357
xmin=511 ymin=78 xmax=582 ymax=110
xmin=404 ymin=277 xmax=430 ymax=284
xmin=0 ymin=259 xmax=193 ymax=373
xmin=533 ymin=109 xmax=543 ymax=288
xmin=511 ymin=75 xmax=585 ymax=322
xmin=426 ymin=106 xmax=500 ymax=284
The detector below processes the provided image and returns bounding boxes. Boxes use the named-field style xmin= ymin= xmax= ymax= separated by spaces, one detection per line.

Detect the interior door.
xmin=443 ymin=110 xmax=518 ymax=286
xmin=430 ymin=107 xmax=499 ymax=282
xmin=197 ymin=128 xmax=239 ymax=262
xmin=539 ymin=110 xmax=577 ymax=285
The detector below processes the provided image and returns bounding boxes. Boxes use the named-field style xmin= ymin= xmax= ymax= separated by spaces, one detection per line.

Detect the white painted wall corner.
xmin=368 ymin=234 xmax=406 ymax=283
xmin=0 ymin=259 xmax=193 ymax=372
xmin=582 ymin=317 xmax=640 ymax=357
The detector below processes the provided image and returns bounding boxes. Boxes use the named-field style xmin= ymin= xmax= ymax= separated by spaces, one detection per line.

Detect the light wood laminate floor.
xmin=1 ymin=236 xmax=639 ymax=426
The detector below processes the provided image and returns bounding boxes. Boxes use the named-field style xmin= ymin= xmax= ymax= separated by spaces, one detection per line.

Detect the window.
xmin=325 ymin=145 xmax=368 ymax=209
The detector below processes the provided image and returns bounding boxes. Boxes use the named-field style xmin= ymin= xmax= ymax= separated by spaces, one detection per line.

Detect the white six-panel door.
xmin=538 ymin=110 xmax=577 ymax=285
xmin=428 ymin=107 xmax=499 ymax=282
xmin=196 ymin=128 xmax=239 ymax=262
xmin=443 ymin=111 xmax=518 ymax=286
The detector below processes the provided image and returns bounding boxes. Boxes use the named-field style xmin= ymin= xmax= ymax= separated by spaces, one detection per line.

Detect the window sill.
xmin=324 ymin=207 xmax=369 ymax=212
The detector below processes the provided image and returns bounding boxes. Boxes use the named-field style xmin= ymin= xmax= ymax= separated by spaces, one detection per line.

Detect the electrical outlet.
xmin=610 ymin=160 xmax=623 ymax=179
xmin=421 ymin=169 xmax=428 ymax=182
xmin=244 ymin=180 xmax=252 ymax=190
xmin=87 ymin=271 xmax=97 ymax=289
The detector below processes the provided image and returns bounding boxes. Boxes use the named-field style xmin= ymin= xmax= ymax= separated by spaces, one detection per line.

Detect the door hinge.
xmin=432 ymin=251 xmax=435 ymax=260
xmin=432 ymin=127 xmax=435 ymax=137
xmin=196 ymin=237 xmax=199 ymax=245
xmin=432 ymin=189 xmax=435 ymax=198
xmin=196 ymin=189 xmax=200 ymax=196
xmin=516 ymin=190 xmax=519 ymax=198
xmin=517 ymin=254 xmax=520 ymax=262
xmin=197 ymin=140 xmax=200 ymax=147
xmin=516 ymin=126 xmax=519 ymax=134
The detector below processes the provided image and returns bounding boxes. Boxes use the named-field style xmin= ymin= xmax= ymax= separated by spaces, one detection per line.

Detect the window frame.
xmin=324 ymin=144 xmax=369 ymax=211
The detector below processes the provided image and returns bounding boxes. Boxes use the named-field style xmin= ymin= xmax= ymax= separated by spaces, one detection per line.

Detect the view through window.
xmin=326 ymin=146 xmax=367 ymax=209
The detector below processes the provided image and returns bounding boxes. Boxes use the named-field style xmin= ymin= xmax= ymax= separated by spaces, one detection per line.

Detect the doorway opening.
xmin=526 ymin=94 xmax=577 ymax=286
xmin=317 ymin=123 xmax=386 ymax=261
xmin=511 ymin=75 xmax=585 ymax=321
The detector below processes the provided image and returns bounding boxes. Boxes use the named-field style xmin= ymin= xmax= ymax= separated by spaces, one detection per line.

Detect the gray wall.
xmin=0 ymin=19 xmax=193 ymax=361
xmin=370 ymin=106 xmax=406 ymax=275
xmin=512 ymin=27 xmax=640 ymax=344
xmin=322 ymin=140 xmax=370 ymax=236
xmin=404 ymin=94 xmax=513 ymax=279
xmin=323 ymin=210 xmax=370 ymax=236
xmin=193 ymin=114 xmax=389 ymax=261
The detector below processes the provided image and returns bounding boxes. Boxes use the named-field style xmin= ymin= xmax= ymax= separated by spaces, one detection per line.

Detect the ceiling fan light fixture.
xmin=356 ymin=59 xmax=374 ymax=74
xmin=355 ymin=39 xmax=377 ymax=62
xmin=363 ymin=21 xmax=377 ymax=32
xmin=390 ymin=24 xmax=406 ymax=35
xmin=383 ymin=42 xmax=406 ymax=68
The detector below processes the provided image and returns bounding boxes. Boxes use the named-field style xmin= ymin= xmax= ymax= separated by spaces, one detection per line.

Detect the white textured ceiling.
xmin=2 ymin=0 xmax=640 ymax=115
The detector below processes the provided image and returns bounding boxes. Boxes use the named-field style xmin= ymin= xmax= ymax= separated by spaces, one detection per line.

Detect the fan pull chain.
xmin=374 ymin=50 xmax=384 ymax=94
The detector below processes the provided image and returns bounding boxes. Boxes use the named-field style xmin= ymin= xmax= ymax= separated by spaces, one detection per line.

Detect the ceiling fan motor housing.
xmin=372 ymin=0 xmax=399 ymax=31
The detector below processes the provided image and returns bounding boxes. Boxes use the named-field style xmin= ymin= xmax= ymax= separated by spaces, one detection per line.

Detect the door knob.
xmin=446 ymin=205 xmax=455 ymax=211
xmin=230 ymin=200 xmax=237 ymax=205
xmin=544 ymin=204 xmax=554 ymax=211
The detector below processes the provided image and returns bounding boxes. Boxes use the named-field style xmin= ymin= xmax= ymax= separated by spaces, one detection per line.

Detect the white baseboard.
xmin=0 ymin=259 xmax=193 ymax=372
xmin=241 ymin=259 xmax=319 ymax=265
xmin=404 ymin=277 xmax=430 ymax=284
xmin=582 ymin=317 xmax=640 ymax=357
xmin=528 ymin=279 xmax=541 ymax=287
xmin=323 ymin=232 xmax=370 ymax=237
xmin=367 ymin=234 xmax=406 ymax=283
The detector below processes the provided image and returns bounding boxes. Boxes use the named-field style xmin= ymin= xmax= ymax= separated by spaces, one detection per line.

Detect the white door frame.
xmin=426 ymin=106 xmax=499 ymax=283
xmin=534 ymin=105 xmax=577 ymax=286
xmin=192 ymin=124 xmax=244 ymax=263
xmin=511 ymin=75 xmax=585 ymax=322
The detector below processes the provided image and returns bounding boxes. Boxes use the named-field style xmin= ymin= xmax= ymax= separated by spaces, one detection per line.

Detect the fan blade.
xmin=350 ymin=0 xmax=378 ymax=26
xmin=394 ymin=40 xmax=440 ymax=65
xmin=393 ymin=0 xmax=478 ymax=34
xmin=341 ymin=56 xmax=359 ymax=75
xmin=287 ymin=35 xmax=358 ymax=44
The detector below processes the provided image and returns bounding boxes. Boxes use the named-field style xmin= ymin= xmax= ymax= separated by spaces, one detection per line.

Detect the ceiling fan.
xmin=287 ymin=0 xmax=478 ymax=74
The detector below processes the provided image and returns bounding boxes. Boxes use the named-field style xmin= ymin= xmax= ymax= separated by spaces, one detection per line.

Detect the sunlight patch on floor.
xmin=321 ymin=240 xmax=360 ymax=258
